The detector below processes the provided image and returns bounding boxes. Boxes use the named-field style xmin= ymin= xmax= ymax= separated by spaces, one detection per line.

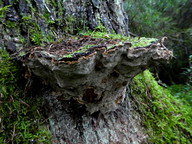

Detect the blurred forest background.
xmin=124 ymin=0 xmax=192 ymax=105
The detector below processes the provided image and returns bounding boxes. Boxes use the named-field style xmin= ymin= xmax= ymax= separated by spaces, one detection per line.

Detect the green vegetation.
xmin=59 ymin=31 xmax=158 ymax=58
xmin=3 ymin=20 xmax=17 ymax=28
xmin=168 ymin=84 xmax=192 ymax=105
xmin=124 ymin=0 xmax=186 ymax=37
xmin=63 ymin=16 xmax=76 ymax=34
xmin=132 ymin=70 xmax=192 ymax=143
xmin=182 ymin=55 xmax=192 ymax=85
xmin=20 ymin=14 xmax=54 ymax=46
xmin=0 ymin=50 xmax=51 ymax=143
xmin=0 ymin=5 xmax=16 ymax=28
xmin=0 ymin=5 xmax=10 ymax=19
xmin=82 ymin=31 xmax=157 ymax=47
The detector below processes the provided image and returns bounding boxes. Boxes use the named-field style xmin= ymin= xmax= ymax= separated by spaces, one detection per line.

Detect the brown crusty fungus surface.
xmin=15 ymin=36 xmax=173 ymax=114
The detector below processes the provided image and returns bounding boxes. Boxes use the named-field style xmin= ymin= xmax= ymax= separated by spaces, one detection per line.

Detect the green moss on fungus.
xmin=81 ymin=31 xmax=157 ymax=48
xmin=56 ymin=32 xmax=158 ymax=59
xmin=132 ymin=70 xmax=192 ymax=143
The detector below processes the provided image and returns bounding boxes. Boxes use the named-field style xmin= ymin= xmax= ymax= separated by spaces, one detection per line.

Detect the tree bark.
xmin=0 ymin=0 xmax=129 ymax=53
xmin=43 ymin=90 xmax=147 ymax=144
xmin=63 ymin=0 xmax=129 ymax=35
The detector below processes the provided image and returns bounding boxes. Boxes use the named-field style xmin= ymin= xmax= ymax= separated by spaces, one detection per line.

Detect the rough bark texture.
xmin=0 ymin=0 xmax=129 ymax=53
xmin=44 ymin=91 xmax=146 ymax=144
xmin=63 ymin=0 xmax=129 ymax=35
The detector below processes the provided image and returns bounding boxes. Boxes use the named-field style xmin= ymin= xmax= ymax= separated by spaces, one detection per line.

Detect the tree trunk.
xmin=63 ymin=0 xmax=129 ymax=35
xmin=43 ymin=89 xmax=147 ymax=144
xmin=0 ymin=0 xmax=129 ymax=53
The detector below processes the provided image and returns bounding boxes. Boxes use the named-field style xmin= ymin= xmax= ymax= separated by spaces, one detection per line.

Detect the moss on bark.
xmin=132 ymin=70 xmax=192 ymax=143
xmin=0 ymin=50 xmax=51 ymax=143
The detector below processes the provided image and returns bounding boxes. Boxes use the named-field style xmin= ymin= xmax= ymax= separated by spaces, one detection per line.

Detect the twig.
xmin=129 ymin=31 xmax=138 ymax=37
xmin=19 ymin=99 xmax=30 ymax=107
xmin=11 ymin=124 xmax=16 ymax=144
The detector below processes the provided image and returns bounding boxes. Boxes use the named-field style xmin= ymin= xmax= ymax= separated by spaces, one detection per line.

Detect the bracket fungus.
xmin=15 ymin=35 xmax=173 ymax=114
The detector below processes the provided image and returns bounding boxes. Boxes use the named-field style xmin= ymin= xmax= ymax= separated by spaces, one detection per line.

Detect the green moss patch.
xmin=131 ymin=70 xmax=192 ymax=143
xmin=81 ymin=31 xmax=158 ymax=48
xmin=0 ymin=50 xmax=51 ymax=143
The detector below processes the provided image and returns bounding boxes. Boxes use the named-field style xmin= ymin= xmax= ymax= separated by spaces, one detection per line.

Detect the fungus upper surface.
xmin=17 ymin=34 xmax=158 ymax=63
